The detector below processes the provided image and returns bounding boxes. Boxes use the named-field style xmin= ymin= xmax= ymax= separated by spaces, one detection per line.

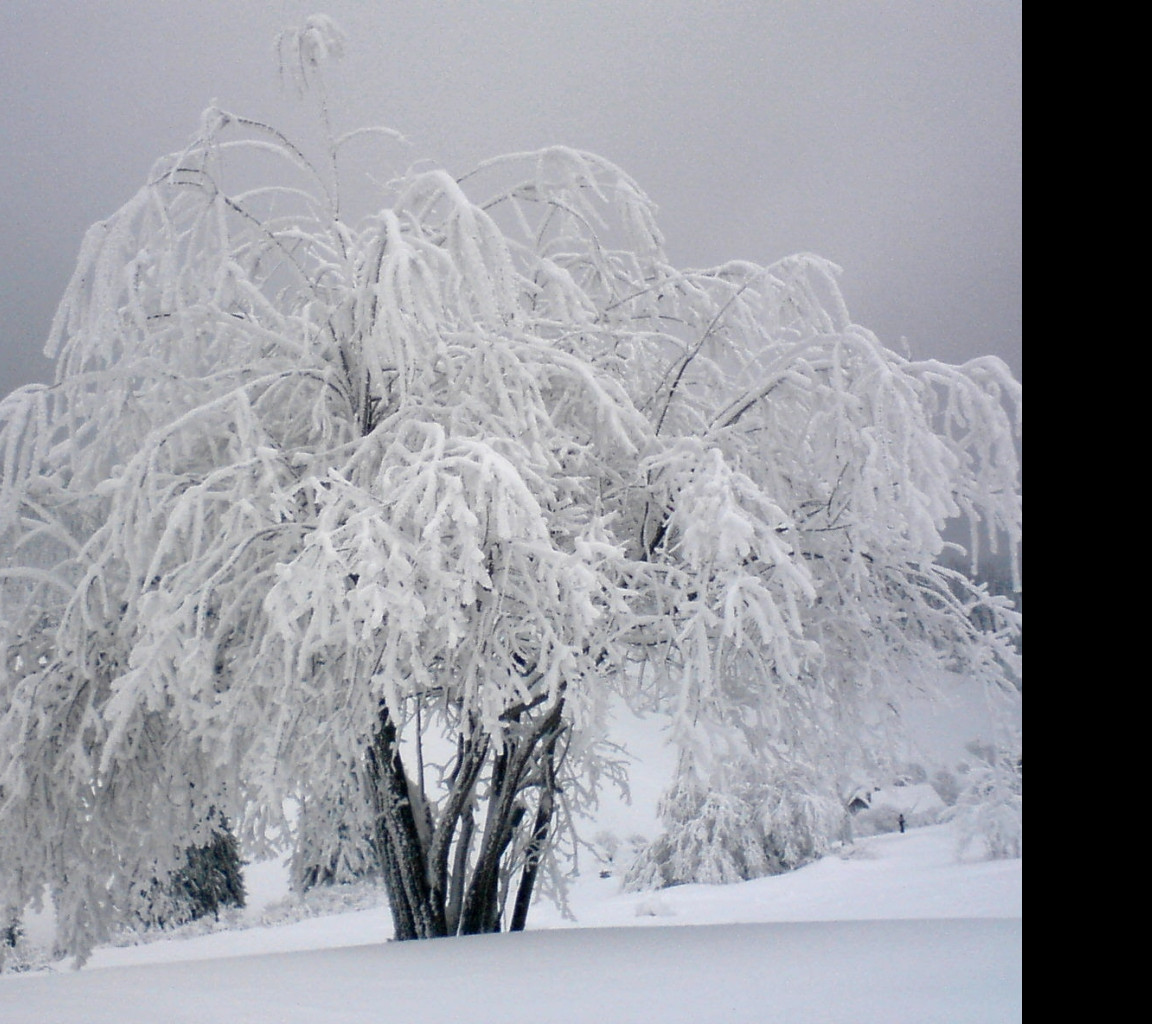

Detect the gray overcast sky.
xmin=0 ymin=1 xmax=1020 ymax=399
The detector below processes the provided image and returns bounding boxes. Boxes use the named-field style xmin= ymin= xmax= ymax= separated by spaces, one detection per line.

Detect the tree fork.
xmin=509 ymin=722 xmax=562 ymax=932
xmin=427 ymin=727 xmax=489 ymax=919
xmin=459 ymin=699 xmax=565 ymax=934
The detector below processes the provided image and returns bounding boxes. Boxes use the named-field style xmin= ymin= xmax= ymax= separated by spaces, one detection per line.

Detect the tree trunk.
xmin=366 ymin=707 xmax=445 ymax=939
xmin=510 ymin=728 xmax=560 ymax=932
xmin=366 ymin=696 xmax=566 ymax=940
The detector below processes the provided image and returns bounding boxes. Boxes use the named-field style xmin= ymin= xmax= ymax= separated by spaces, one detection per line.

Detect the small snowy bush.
xmin=949 ymin=741 xmax=1022 ymax=860
xmin=931 ymin=769 xmax=962 ymax=807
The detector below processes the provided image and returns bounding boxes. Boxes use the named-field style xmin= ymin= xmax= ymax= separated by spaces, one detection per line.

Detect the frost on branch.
xmin=275 ymin=14 xmax=346 ymax=97
xmin=0 ymin=62 xmax=1019 ymax=960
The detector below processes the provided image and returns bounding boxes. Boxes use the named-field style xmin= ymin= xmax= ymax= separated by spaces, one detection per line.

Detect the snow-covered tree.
xmin=0 ymin=19 xmax=1020 ymax=962
xmin=949 ymin=736 xmax=1022 ymax=861
xmin=136 ymin=817 xmax=246 ymax=929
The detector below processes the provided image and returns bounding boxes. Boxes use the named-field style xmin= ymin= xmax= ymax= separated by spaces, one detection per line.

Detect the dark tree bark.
xmin=510 ymin=726 xmax=561 ymax=932
xmin=364 ymin=694 xmax=566 ymax=940
xmin=366 ymin=708 xmax=442 ymax=939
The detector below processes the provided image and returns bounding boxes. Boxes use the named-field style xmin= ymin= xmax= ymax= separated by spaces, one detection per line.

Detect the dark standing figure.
xmin=898 ymin=814 xmax=906 ymax=834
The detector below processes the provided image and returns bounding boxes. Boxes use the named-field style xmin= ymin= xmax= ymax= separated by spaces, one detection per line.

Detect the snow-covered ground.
xmin=0 ymin=696 xmax=1021 ymax=1021
xmin=0 ymin=822 xmax=1020 ymax=1023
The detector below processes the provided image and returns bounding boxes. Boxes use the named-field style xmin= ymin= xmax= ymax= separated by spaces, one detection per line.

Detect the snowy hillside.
xmin=1 ymin=694 xmax=1020 ymax=1021
xmin=0 ymin=822 xmax=1020 ymax=1023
